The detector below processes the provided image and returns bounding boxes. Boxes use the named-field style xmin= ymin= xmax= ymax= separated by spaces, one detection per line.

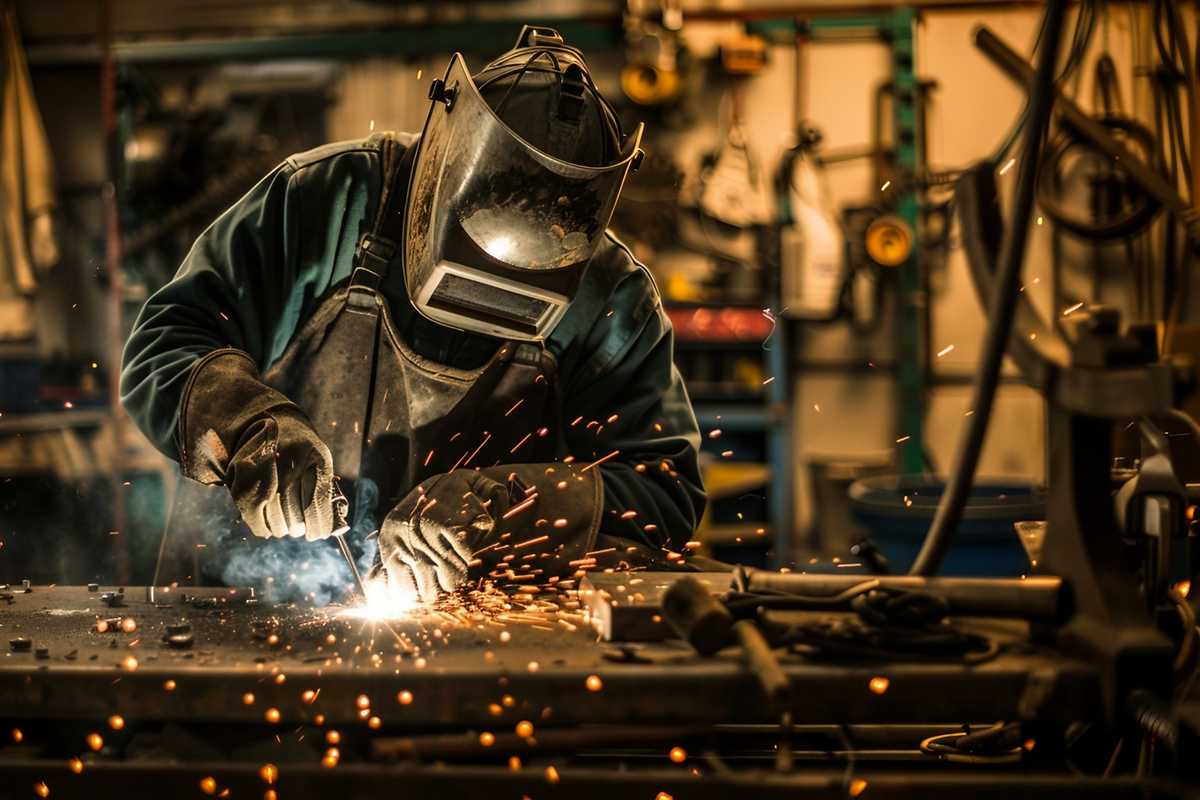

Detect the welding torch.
xmin=330 ymin=483 xmax=369 ymax=601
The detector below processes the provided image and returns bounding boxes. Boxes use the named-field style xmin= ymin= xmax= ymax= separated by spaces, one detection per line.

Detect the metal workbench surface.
xmin=0 ymin=583 xmax=1103 ymax=728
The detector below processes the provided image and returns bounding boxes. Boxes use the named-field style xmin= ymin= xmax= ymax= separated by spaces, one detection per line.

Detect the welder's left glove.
xmin=374 ymin=463 xmax=602 ymax=603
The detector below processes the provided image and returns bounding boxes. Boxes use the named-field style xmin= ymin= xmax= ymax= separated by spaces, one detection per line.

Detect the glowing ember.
xmin=68 ymin=757 xmax=83 ymax=774
xmin=501 ymin=694 xmax=515 ymax=708
xmin=199 ymin=776 xmax=217 ymax=795
xmin=488 ymin=703 xmax=502 ymax=716
xmin=669 ymin=746 xmax=687 ymax=763
xmin=322 ymin=747 xmax=340 ymax=768
xmin=355 ymin=694 xmax=370 ymax=709
xmin=656 ymin=793 xmax=673 ymax=800
xmin=368 ymin=716 xmax=382 ymax=729
xmin=264 ymin=708 xmax=281 ymax=724
xmin=508 ymin=756 xmax=522 ymax=771
xmin=121 ymin=656 xmax=138 ymax=671
xmin=34 ymin=781 xmax=49 ymax=798
xmin=243 ymin=693 xmax=256 ymax=705
xmin=585 ymin=675 xmax=603 ymax=692
xmin=120 ymin=618 xmax=137 ymax=633
xmin=259 ymin=764 xmax=278 ymax=784
xmin=397 ymin=690 xmax=413 ymax=705
xmin=301 ymin=690 xmax=317 ymax=704
xmin=163 ymin=679 xmax=177 ymax=691
xmin=326 ymin=730 xmax=341 ymax=744
xmin=479 ymin=731 xmax=495 ymax=747
xmin=545 ymin=766 xmax=560 ymax=784
xmin=868 ymin=676 xmax=890 ymax=695
xmin=86 ymin=733 xmax=103 ymax=751
xmin=107 ymin=715 xmax=124 ymax=730
xmin=849 ymin=778 xmax=869 ymax=797
xmin=516 ymin=720 xmax=534 ymax=738
xmin=11 ymin=728 xmax=22 ymax=743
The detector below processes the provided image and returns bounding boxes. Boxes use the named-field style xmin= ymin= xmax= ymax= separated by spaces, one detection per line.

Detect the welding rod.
xmin=331 ymin=484 xmax=369 ymax=600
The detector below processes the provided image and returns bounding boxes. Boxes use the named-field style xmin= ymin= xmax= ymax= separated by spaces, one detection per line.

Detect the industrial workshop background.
xmin=0 ymin=0 xmax=1184 ymax=585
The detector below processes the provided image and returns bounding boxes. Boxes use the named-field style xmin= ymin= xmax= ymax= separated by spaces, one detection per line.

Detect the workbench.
xmin=0 ymin=581 xmax=1173 ymax=799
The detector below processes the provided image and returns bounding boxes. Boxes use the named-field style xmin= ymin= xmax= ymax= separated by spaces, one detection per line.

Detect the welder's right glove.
xmin=177 ymin=348 xmax=336 ymax=541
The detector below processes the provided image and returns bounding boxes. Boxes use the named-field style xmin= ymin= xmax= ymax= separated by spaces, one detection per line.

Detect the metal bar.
xmin=25 ymin=21 xmax=622 ymax=65
xmin=743 ymin=570 xmax=1064 ymax=621
xmin=888 ymin=7 xmax=927 ymax=476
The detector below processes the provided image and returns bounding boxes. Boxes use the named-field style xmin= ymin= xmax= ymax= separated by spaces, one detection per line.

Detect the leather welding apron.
xmin=155 ymin=136 xmax=563 ymax=588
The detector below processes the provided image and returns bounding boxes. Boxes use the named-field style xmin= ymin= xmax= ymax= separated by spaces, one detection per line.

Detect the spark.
xmin=762 ymin=376 xmax=775 ymax=385
xmin=708 ymin=429 xmax=722 ymax=439
xmin=999 ymin=158 xmax=1016 ymax=175
xmin=1062 ymin=302 xmax=1083 ymax=316
xmin=503 ymin=494 xmax=538 ymax=519
xmin=880 ymin=180 xmax=891 ymax=191
xmin=813 ymin=403 xmax=821 ymax=413
xmin=896 ymin=435 xmax=910 ymax=443
xmin=936 ymin=344 xmax=955 ymax=358
xmin=581 ymin=450 xmax=620 ymax=471
xmin=510 ymin=433 xmax=532 ymax=453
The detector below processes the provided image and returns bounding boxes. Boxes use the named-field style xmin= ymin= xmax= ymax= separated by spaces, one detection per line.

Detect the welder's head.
xmin=403 ymin=26 xmax=644 ymax=342
xmin=471 ymin=30 xmax=623 ymax=168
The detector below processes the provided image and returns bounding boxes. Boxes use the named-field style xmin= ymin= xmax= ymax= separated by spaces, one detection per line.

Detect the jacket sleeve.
xmin=120 ymin=154 xmax=364 ymax=459
xmin=560 ymin=264 xmax=706 ymax=551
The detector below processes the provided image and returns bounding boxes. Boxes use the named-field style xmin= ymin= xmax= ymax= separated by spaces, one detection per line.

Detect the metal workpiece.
xmin=0 ymin=584 xmax=1102 ymax=728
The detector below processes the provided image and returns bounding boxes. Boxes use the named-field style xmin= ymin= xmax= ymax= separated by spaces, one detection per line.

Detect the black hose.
xmin=908 ymin=1 xmax=1069 ymax=576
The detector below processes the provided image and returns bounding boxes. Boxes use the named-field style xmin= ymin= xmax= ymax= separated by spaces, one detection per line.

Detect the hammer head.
xmin=662 ymin=576 xmax=734 ymax=656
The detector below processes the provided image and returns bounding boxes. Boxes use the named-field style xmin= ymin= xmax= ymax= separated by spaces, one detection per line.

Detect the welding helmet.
xmin=404 ymin=26 xmax=644 ymax=341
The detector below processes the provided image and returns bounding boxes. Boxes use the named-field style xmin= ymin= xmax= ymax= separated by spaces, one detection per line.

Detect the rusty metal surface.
xmin=0 ymin=585 xmax=1103 ymax=727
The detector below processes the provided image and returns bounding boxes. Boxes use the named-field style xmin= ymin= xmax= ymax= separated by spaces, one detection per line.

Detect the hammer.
xmin=662 ymin=576 xmax=790 ymax=705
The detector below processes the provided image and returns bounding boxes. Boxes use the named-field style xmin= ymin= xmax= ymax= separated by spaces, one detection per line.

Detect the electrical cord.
xmin=1035 ymin=115 xmax=1163 ymax=240
xmin=909 ymin=0 xmax=1069 ymax=576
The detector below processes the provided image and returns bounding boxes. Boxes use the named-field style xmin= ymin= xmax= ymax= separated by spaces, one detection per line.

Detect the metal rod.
xmin=743 ymin=570 xmax=1063 ymax=622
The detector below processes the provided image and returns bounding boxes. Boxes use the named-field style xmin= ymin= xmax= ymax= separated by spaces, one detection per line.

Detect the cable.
xmin=909 ymin=0 xmax=1070 ymax=576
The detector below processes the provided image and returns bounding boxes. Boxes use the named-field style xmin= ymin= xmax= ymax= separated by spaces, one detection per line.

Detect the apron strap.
xmin=349 ymin=137 xmax=415 ymax=304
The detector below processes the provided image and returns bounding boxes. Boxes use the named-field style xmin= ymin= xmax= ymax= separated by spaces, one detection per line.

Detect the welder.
xmin=120 ymin=26 xmax=705 ymax=604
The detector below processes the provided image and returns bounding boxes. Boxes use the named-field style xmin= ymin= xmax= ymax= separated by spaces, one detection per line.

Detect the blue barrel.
xmin=848 ymin=476 xmax=1044 ymax=576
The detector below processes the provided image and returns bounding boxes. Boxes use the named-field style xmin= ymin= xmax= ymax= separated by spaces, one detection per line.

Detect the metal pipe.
xmin=743 ymin=570 xmax=1063 ymax=622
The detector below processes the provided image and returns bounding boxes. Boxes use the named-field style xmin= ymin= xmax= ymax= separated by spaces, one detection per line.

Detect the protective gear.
xmin=370 ymin=463 xmax=600 ymax=603
xmin=177 ymin=348 xmax=336 ymax=541
xmin=122 ymin=131 xmax=705 ymax=596
xmin=405 ymin=28 xmax=645 ymax=342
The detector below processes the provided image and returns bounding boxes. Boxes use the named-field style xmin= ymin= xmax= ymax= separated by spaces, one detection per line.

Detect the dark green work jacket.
xmin=120 ymin=133 xmax=706 ymax=550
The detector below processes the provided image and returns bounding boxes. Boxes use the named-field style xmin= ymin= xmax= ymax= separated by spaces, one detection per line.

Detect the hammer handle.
xmin=733 ymin=619 xmax=790 ymax=706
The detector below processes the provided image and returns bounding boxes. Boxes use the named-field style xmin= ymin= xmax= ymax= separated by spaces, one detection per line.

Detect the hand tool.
xmin=331 ymin=483 xmax=369 ymax=601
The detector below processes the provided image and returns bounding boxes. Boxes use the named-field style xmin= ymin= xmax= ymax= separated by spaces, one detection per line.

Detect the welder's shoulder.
xmin=553 ymin=232 xmax=666 ymax=372
xmin=584 ymin=232 xmax=665 ymax=332
xmin=284 ymin=132 xmax=417 ymax=172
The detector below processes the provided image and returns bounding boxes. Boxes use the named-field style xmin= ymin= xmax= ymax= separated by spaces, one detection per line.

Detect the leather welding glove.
xmin=375 ymin=463 xmax=602 ymax=604
xmin=177 ymin=348 xmax=336 ymax=541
